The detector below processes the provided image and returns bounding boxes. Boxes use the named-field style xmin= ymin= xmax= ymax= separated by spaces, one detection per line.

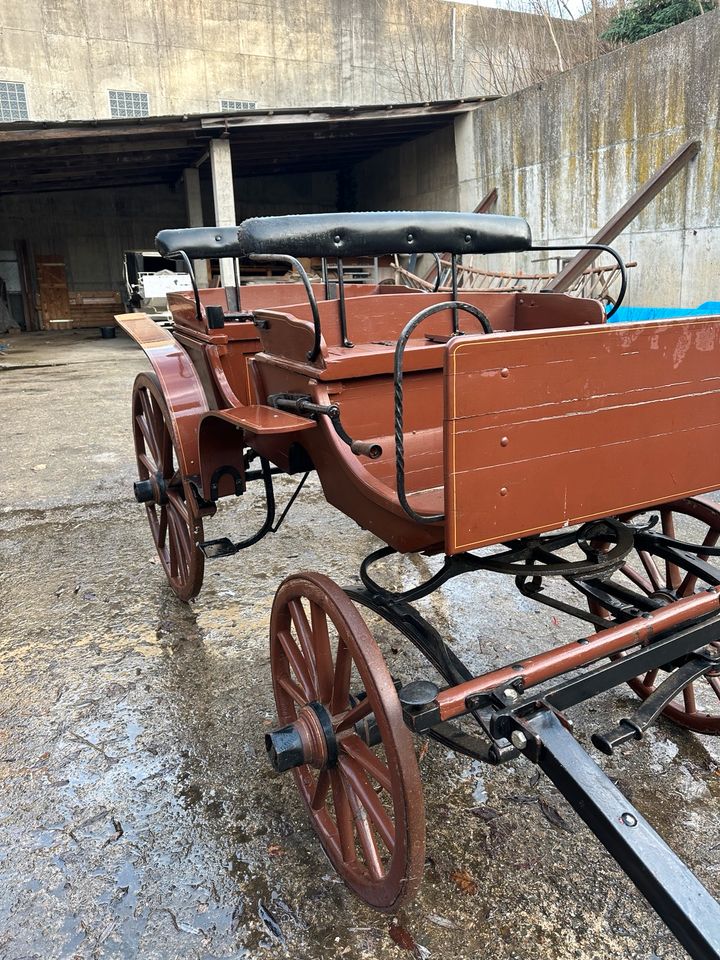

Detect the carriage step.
xmin=199 ymin=537 xmax=238 ymax=559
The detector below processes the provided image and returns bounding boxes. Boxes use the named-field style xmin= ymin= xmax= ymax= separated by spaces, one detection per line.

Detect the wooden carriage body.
xmin=119 ymin=212 xmax=720 ymax=559
xmin=117 ymin=213 xmax=720 ymax=953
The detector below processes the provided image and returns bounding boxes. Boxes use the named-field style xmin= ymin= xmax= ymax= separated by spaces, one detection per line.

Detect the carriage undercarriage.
xmin=119 ymin=211 xmax=720 ymax=958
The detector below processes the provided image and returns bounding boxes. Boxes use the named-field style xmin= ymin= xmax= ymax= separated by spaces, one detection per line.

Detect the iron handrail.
xmin=248 ymin=253 xmax=322 ymax=360
xmin=393 ymin=300 xmax=493 ymax=525
xmin=534 ymin=242 xmax=628 ymax=318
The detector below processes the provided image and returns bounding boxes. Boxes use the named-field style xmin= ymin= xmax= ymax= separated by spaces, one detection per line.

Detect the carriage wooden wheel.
xmin=267 ymin=572 xmax=425 ymax=911
xmin=132 ymin=372 xmax=205 ymax=601
xmin=591 ymin=497 xmax=720 ymax=734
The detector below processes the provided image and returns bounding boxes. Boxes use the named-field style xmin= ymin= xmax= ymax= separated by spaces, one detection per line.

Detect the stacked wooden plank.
xmin=67 ymin=290 xmax=123 ymax=328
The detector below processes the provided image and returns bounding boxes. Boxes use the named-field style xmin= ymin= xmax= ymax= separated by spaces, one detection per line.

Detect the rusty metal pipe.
xmin=436 ymin=586 xmax=720 ymax=722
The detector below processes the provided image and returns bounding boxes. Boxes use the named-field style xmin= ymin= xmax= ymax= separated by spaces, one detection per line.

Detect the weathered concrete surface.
xmin=1 ymin=330 xmax=718 ymax=959
xmin=461 ymin=11 xmax=720 ymax=309
xmin=0 ymin=0 xmax=570 ymax=119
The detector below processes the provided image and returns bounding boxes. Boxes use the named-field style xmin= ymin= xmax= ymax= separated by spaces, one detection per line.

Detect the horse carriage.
xmin=118 ymin=212 xmax=720 ymax=959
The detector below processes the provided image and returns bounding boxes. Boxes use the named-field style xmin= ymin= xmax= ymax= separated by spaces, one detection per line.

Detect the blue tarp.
xmin=607 ymin=302 xmax=720 ymax=323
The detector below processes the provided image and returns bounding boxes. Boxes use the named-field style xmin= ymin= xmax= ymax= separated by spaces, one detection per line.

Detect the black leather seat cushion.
xmin=239 ymin=211 xmax=531 ymax=258
xmin=156 ymin=211 xmax=532 ymax=260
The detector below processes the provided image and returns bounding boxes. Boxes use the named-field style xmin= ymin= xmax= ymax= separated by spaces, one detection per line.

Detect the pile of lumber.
xmin=68 ymin=290 xmax=122 ymax=328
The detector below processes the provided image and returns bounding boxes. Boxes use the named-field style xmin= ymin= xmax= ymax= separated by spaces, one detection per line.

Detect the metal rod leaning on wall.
xmin=545 ymin=138 xmax=701 ymax=293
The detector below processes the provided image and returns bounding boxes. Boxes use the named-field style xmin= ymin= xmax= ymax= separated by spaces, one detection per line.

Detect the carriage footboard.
xmin=443 ymin=316 xmax=720 ymax=554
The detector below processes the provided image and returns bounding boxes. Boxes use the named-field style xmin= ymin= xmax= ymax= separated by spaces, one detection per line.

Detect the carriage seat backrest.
xmin=156 ymin=211 xmax=532 ymax=261
xmin=253 ymin=290 xmax=606 ymax=368
xmin=237 ymin=211 xmax=532 ymax=259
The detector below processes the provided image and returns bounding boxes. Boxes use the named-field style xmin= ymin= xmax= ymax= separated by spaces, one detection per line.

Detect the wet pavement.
xmin=1 ymin=330 xmax=718 ymax=960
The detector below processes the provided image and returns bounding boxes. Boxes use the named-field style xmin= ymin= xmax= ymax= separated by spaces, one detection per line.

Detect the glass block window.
xmin=0 ymin=81 xmax=29 ymax=121
xmin=220 ymin=99 xmax=256 ymax=111
xmin=109 ymin=90 xmax=150 ymax=118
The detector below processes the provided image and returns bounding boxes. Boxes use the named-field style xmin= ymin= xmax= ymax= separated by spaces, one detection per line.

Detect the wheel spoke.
xmin=310 ymin=601 xmax=334 ymax=703
xmin=167 ymin=510 xmax=181 ymax=578
xmin=334 ymin=696 xmax=373 ymax=733
xmin=156 ymin=507 xmax=167 ymax=549
xmin=343 ymin=777 xmax=384 ymax=879
xmin=341 ymin=734 xmax=392 ymax=793
xmin=170 ymin=502 xmax=191 ymax=576
xmin=339 ymin=756 xmax=395 ymax=853
xmin=139 ymin=389 xmax=160 ymax=459
xmin=683 ymin=683 xmax=697 ymax=714
xmin=278 ymin=674 xmax=307 ymax=707
xmin=288 ymin=600 xmax=318 ymax=698
xmin=638 ymin=550 xmax=663 ymax=592
xmin=153 ymin=402 xmax=173 ymax=475
xmin=277 ymin=629 xmax=314 ymax=701
xmin=661 ymin=509 xmax=682 ymax=590
xmin=138 ymin=451 xmax=158 ymax=478
xmin=146 ymin=393 xmax=168 ymax=469
xmin=330 ymin=768 xmax=356 ymax=864
xmin=136 ymin=415 xmax=157 ymax=464
xmin=618 ymin=562 xmax=653 ymax=595
xmin=643 ymin=668 xmax=659 ymax=689
xmin=331 ymin=640 xmax=352 ymax=714
xmin=167 ymin=489 xmax=190 ymax=525
xmin=310 ymin=769 xmax=330 ymax=811
xmin=707 ymin=675 xmax=720 ymax=702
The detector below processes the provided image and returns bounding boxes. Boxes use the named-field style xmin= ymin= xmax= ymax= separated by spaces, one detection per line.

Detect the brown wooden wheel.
xmin=268 ymin=572 xmax=425 ymax=911
xmin=132 ymin=372 xmax=204 ymax=601
xmin=591 ymin=497 xmax=720 ymax=734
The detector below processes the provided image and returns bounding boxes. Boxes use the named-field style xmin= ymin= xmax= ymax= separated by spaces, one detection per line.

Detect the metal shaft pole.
xmin=526 ymin=710 xmax=720 ymax=960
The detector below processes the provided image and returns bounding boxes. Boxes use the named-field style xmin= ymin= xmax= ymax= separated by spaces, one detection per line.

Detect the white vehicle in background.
xmin=123 ymin=250 xmax=191 ymax=324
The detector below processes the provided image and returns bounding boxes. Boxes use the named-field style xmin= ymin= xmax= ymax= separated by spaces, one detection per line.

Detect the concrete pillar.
xmin=210 ymin=138 xmax=237 ymax=290
xmin=453 ymin=112 xmax=480 ymax=213
xmin=183 ymin=167 xmax=209 ymax=287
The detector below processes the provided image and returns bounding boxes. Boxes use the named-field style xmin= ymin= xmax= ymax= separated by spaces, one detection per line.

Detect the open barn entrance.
xmin=0 ymin=100 xmax=484 ymax=335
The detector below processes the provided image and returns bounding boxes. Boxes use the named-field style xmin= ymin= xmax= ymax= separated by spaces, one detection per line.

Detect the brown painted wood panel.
xmin=444 ymin=317 xmax=720 ymax=554
xmin=36 ymin=255 xmax=71 ymax=328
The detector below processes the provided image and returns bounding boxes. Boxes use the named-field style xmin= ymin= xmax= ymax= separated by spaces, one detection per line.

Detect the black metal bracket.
xmin=199 ymin=460 xmax=308 ymax=559
xmin=174 ymin=250 xmax=202 ymax=323
xmin=209 ymin=464 xmax=244 ymax=501
xmin=335 ymin=257 xmax=353 ymax=347
xmin=592 ymin=647 xmax=720 ymax=754
xmin=346 ymin=585 xmax=499 ymax=762
xmin=486 ymin=614 xmax=720 ymax=740
xmin=521 ymin=709 xmax=720 ymax=960
xmin=356 ymin=523 xmax=635 ymax=612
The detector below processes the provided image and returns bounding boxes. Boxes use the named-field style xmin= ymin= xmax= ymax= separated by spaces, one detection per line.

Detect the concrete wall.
xmin=0 ymin=0 xmax=576 ymax=120
xmin=459 ymin=11 xmax=720 ymax=308
xmin=231 ymin=170 xmax=339 ymax=220
xmin=351 ymin=125 xmax=459 ymax=211
xmin=0 ymin=168 xmax=344 ymax=294
xmin=0 ymin=184 xmax=185 ymax=293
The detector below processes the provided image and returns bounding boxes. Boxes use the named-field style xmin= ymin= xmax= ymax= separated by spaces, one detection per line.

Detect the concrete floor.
xmin=0 ymin=330 xmax=718 ymax=960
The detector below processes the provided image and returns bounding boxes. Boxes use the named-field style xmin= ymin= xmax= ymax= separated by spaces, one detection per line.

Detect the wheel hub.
xmin=266 ymin=701 xmax=337 ymax=773
xmin=649 ymin=589 xmax=677 ymax=604
xmin=134 ymin=472 xmax=168 ymax=505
